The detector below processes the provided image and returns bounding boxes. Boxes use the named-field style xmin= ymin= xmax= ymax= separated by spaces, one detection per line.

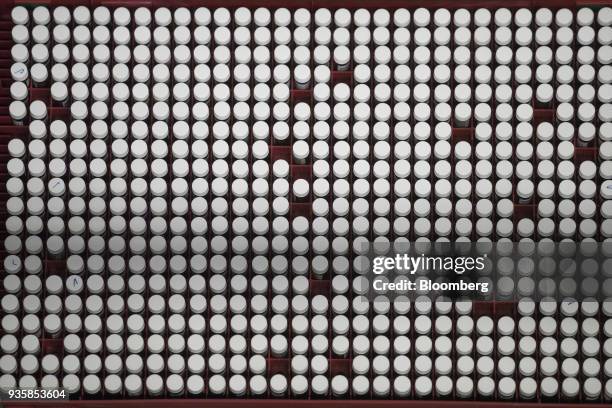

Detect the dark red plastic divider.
xmin=532 ymin=0 xmax=577 ymax=6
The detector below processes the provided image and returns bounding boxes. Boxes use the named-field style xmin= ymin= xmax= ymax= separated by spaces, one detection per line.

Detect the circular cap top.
xmin=134 ymin=7 xmax=151 ymax=25
xmin=331 ymin=375 xmax=349 ymax=394
xmin=155 ymin=8 xmax=172 ymax=26
xmin=11 ymin=25 xmax=30 ymax=44
xmin=33 ymin=6 xmax=51 ymax=25
xmin=9 ymin=101 xmax=26 ymax=121
xmin=413 ymin=8 xmax=430 ymax=27
xmin=556 ymin=8 xmax=573 ymax=26
xmin=12 ymin=7 xmax=28 ymax=26
xmin=535 ymin=8 xmax=553 ymax=26
xmin=11 ymin=62 xmax=28 ymax=81
xmin=390 ymin=8 xmax=409 ymax=27
xmin=474 ymin=8 xmax=491 ymax=26
xmin=454 ymin=9 xmax=471 ymax=27
xmin=599 ymin=7 xmax=612 ymax=25
xmin=434 ymin=9 xmax=451 ymax=26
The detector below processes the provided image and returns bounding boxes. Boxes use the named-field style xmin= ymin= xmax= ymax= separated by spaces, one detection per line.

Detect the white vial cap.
xmin=599 ymin=7 xmax=612 ymax=25
xmin=534 ymin=8 xmax=552 ymax=27
xmin=132 ymin=7 xmax=151 ymax=25
xmin=12 ymin=7 xmax=28 ymax=25
xmin=9 ymin=101 xmax=26 ymax=121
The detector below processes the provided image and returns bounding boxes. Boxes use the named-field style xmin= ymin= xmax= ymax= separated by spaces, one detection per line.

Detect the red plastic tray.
xmin=1 ymin=0 xmax=612 ymax=407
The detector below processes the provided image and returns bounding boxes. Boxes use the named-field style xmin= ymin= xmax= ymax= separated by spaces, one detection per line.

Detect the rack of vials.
xmin=2 ymin=0 xmax=612 ymax=406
